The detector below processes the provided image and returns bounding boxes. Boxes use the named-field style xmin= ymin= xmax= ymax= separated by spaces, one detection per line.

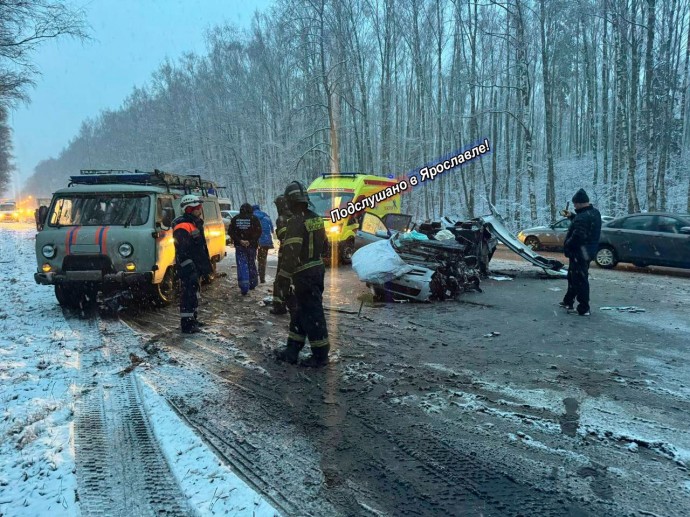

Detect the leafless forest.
xmin=21 ymin=0 xmax=690 ymax=226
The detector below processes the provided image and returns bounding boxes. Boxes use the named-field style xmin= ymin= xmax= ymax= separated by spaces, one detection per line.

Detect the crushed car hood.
xmin=478 ymin=213 xmax=567 ymax=275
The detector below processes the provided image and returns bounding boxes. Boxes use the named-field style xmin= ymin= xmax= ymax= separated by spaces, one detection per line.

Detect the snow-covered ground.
xmin=0 ymin=225 xmax=278 ymax=516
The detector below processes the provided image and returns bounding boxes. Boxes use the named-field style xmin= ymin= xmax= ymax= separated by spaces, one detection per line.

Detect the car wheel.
xmin=150 ymin=267 xmax=178 ymax=306
xmin=524 ymin=236 xmax=540 ymax=251
xmin=339 ymin=240 xmax=354 ymax=265
xmin=595 ymin=246 xmax=618 ymax=269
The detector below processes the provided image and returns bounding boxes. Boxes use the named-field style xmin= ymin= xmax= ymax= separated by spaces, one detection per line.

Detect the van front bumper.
xmin=34 ymin=271 xmax=153 ymax=286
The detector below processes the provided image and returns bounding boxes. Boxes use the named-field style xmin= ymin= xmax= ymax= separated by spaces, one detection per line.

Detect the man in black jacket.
xmin=230 ymin=203 xmax=262 ymax=295
xmin=173 ymin=195 xmax=214 ymax=333
xmin=560 ymin=189 xmax=602 ymax=316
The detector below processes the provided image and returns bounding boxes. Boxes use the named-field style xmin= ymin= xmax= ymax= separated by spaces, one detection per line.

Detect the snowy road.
xmin=2 ymin=222 xmax=690 ymax=516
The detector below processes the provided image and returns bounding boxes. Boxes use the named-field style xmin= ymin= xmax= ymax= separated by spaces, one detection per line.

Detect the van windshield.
xmin=49 ymin=194 xmax=151 ymax=227
xmin=0 ymin=203 xmax=16 ymax=212
xmin=309 ymin=191 xmax=355 ymax=217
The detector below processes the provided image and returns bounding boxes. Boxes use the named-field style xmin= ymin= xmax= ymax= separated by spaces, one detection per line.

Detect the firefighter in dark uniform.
xmin=173 ymin=194 xmax=213 ymax=333
xmin=270 ymin=195 xmax=293 ymax=315
xmin=275 ymin=182 xmax=330 ymax=367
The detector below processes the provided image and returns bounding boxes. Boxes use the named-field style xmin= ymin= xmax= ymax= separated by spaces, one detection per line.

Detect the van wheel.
xmin=151 ymin=268 xmax=177 ymax=306
xmin=55 ymin=285 xmax=80 ymax=308
xmin=55 ymin=284 xmax=97 ymax=309
xmin=340 ymin=240 xmax=355 ymax=265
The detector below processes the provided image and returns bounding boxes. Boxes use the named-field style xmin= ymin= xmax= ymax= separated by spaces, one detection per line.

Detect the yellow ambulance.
xmin=307 ymin=173 xmax=402 ymax=264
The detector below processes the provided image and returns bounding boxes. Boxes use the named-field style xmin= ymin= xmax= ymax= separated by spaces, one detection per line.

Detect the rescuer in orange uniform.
xmin=173 ymin=195 xmax=213 ymax=333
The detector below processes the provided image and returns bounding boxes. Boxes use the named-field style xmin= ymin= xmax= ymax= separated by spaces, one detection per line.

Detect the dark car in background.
xmin=595 ymin=212 xmax=690 ymax=269
xmin=517 ymin=215 xmax=615 ymax=251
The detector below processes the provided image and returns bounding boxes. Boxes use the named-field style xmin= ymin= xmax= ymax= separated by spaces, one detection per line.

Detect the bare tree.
xmin=0 ymin=0 xmax=89 ymax=107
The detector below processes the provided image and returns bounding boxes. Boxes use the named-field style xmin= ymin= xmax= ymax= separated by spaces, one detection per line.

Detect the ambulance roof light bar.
xmin=321 ymin=172 xmax=359 ymax=179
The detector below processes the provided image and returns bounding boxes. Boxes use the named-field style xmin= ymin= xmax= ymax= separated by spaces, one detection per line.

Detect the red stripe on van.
xmin=101 ymin=226 xmax=110 ymax=254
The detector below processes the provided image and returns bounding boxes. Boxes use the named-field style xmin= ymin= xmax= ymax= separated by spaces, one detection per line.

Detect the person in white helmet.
xmin=173 ymin=195 xmax=213 ymax=333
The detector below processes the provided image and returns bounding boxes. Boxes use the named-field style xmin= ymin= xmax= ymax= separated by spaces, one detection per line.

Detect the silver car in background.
xmin=518 ymin=216 xmax=614 ymax=251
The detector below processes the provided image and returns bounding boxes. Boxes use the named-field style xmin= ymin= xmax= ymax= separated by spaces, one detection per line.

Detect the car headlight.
xmin=42 ymin=244 xmax=57 ymax=259
xmin=118 ymin=242 xmax=134 ymax=257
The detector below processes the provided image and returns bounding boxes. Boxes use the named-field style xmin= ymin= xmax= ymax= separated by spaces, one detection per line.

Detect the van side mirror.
xmin=35 ymin=206 xmax=48 ymax=231
xmin=160 ymin=208 xmax=174 ymax=229
xmin=680 ymin=226 xmax=690 ymax=235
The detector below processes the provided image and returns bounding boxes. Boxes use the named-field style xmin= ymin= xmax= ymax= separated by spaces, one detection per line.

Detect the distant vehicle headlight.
xmin=118 ymin=242 xmax=134 ymax=257
xmin=329 ymin=226 xmax=341 ymax=234
xmin=42 ymin=244 xmax=57 ymax=259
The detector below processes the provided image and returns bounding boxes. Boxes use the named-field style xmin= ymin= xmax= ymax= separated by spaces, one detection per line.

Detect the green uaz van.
xmin=34 ymin=170 xmax=227 ymax=307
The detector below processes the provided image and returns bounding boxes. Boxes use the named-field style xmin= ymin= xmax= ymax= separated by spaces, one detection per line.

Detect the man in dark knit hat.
xmin=559 ymin=188 xmax=602 ymax=316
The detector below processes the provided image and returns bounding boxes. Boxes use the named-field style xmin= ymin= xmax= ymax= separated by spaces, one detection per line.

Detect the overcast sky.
xmin=8 ymin=0 xmax=273 ymax=194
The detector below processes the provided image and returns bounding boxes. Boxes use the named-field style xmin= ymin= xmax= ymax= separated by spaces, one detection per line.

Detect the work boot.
xmin=558 ymin=301 xmax=574 ymax=310
xmin=181 ymin=322 xmax=202 ymax=334
xmin=275 ymin=342 xmax=301 ymax=364
xmin=299 ymin=345 xmax=330 ymax=368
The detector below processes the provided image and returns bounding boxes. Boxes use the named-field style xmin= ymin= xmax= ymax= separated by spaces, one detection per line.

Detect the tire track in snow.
xmin=68 ymin=314 xmax=191 ymax=516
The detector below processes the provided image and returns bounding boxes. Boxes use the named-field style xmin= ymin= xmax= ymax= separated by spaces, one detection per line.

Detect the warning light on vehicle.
xmin=125 ymin=262 xmax=136 ymax=272
xmin=329 ymin=225 xmax=341 ymax=234
xmin=41 ymin=263 xmax=52 ymax=272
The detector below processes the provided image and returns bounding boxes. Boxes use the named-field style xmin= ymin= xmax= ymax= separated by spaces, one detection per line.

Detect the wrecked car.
xmin=352 ymin=208 xmax=568 ymax=302
xmin=352 ymin=218 xmax=490 ymax=302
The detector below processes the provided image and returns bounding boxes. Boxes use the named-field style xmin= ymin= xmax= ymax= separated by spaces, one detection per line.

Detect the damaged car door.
xmin=354 ymin=212 xmax=413 ymax=250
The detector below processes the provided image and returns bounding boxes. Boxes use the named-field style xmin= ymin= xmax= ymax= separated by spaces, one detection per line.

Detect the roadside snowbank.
xmin=0 ymin=227 xmax=80 ymax=516
xmin=138 ymin=376 xmax=279 ymax=516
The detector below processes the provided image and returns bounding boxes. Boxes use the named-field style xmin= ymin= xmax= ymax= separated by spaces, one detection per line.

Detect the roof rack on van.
xmin=69 ymin=169 xmax=223 ymax=197
xmin=321 ymin=172 xmax=359 ymax=179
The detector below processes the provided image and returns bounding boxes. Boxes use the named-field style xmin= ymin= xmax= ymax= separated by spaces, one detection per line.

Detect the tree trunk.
xmin=581 ymin=16 xmax=598 ymax=189
xmin=515 ymin=0 xmax=536 ymax=223
xmin=540 ymin=0 xmax=556 ymax=221
xmin=645 ymin=0 xmax=657 ymax=210
xmin=626 ymin=0 xmax=641 ymax=213
xmin=602 ymin=0 xmax=610 ymax=208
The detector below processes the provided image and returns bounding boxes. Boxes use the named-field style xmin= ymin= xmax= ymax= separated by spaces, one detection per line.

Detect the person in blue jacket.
xmin=252 ymin=204 xmax=275 ymax=283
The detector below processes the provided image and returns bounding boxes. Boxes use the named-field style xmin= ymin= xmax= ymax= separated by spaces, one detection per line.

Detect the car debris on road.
xmin=600 ymin=306 xmax=647 ymax=313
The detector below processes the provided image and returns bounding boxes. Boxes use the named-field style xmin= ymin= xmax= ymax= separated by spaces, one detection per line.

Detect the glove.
xmin=274 ymin=275 xmax=291 ymax=301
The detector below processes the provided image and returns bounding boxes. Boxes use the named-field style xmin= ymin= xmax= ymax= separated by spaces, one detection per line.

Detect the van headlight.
xmin=42 ymin=244 xmax=57 ymax=258
xmin=118 ymin=242 xmax=134 ymax=257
